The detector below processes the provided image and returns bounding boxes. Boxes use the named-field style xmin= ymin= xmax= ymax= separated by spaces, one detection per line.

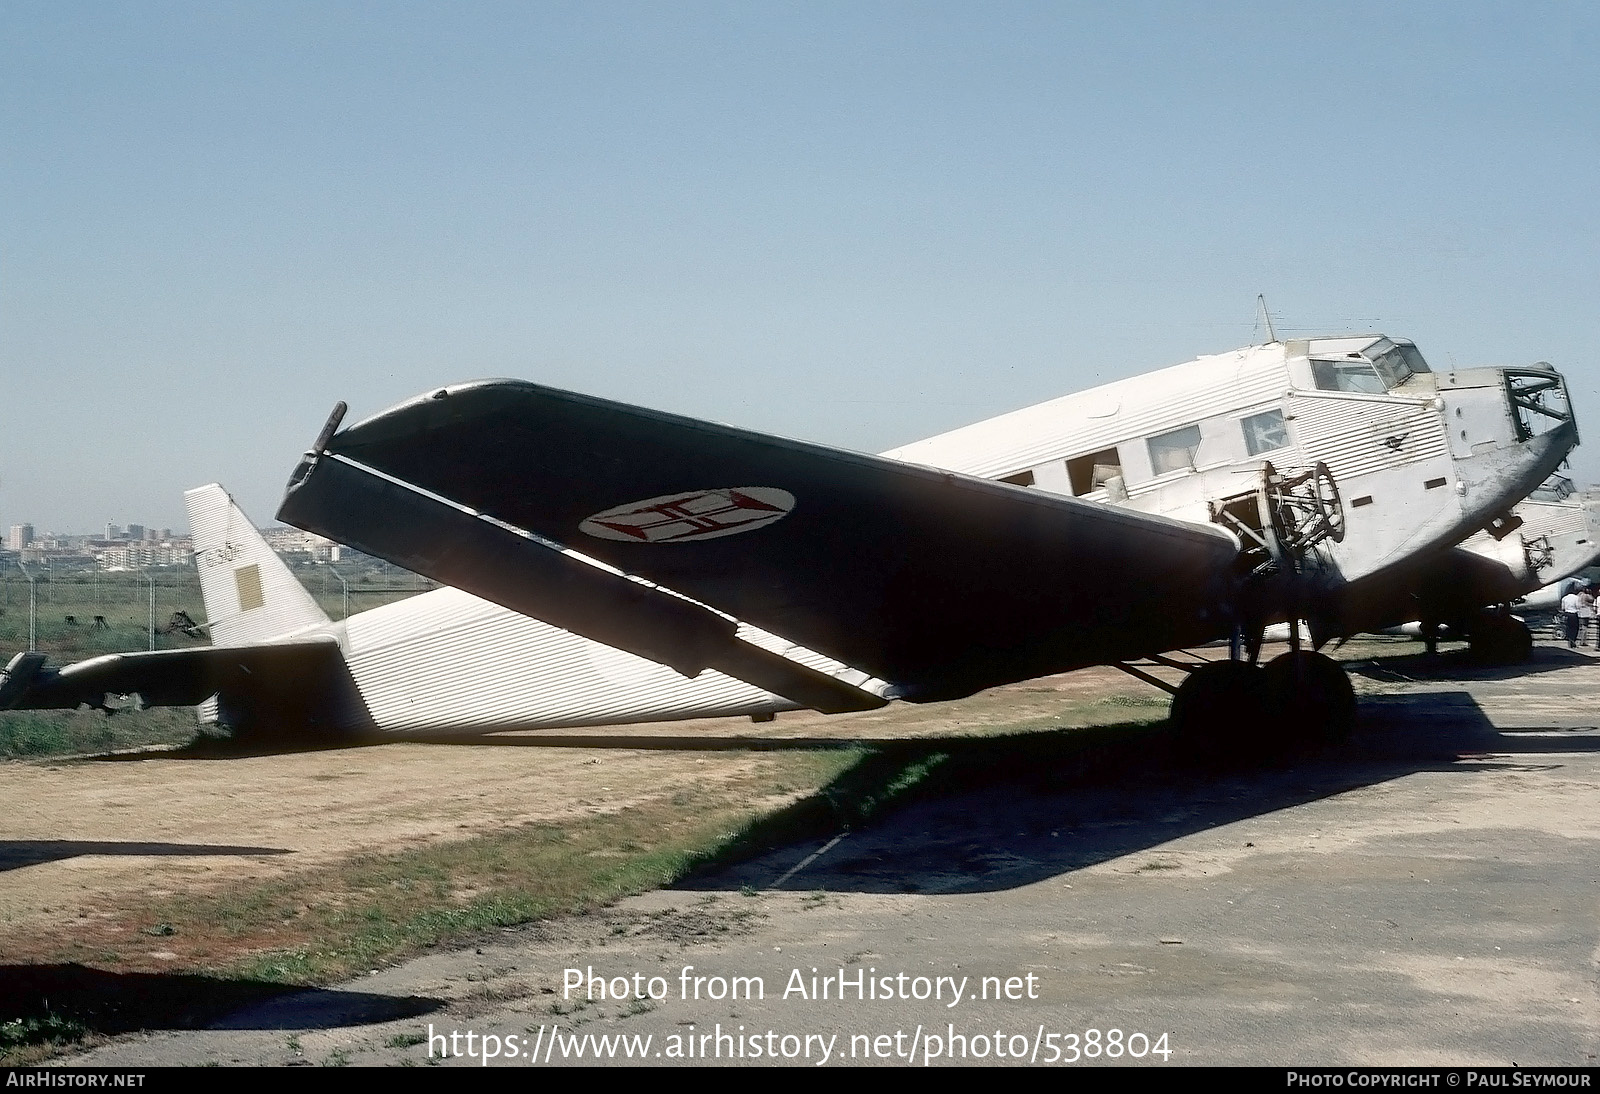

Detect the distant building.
xmin=97 ymin=541 xmax=194 ymax=570
xmin=6 ymin=524 xmax=32 ymax=551
xmin=260 ymin=525 xmax=337 ymax=562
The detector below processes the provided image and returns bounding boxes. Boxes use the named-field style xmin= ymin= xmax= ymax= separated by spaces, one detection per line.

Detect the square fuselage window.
xmin=1148 ymin=424 xmax=1202 ymax=474
xmin=1066 ymin=448 xmax=1122 ymax=495
xmin=1242 ymin=409 xmax=1288 ymax=455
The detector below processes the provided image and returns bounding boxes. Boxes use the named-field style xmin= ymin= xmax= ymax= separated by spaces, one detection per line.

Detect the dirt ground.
xmin=0 ymin=659 xmax=1174 ymax=953
xmin=0 ymin=638 xmax=1505 ymax=967
xmin=46 ymin=636 xmax=1600 ymax=1067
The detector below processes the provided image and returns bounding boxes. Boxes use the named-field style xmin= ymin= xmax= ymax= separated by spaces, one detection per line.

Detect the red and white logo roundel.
xmin=579 ymin=488 xmax=796 ymax=544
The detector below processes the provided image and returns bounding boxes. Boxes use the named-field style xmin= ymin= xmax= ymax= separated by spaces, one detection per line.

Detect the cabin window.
xmin=1066 ymin=448 xmax=1122 ymax=496
xmin=1148 ymin=425 xmax=1202 ymax=474
xmin=1241 ymin=409 xmax=1288 ymax=456
xmin=1310 ymin=359 xmax=1386 ymax=394
xmin=998 ymin=469 xmax=1035 ymax=487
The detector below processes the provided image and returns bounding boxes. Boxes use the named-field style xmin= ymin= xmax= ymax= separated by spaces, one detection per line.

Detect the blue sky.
xmin=3 ymin=2 xmax=1596 ymax=533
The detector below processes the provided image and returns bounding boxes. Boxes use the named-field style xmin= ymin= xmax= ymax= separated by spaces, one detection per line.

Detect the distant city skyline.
xmin=5 ymin=521 xmax=180 ymax=544
xmin=5 ymin=3 xmax=1597 ymax=532
xmin=0 ymin=516 xmax=345 ymax=573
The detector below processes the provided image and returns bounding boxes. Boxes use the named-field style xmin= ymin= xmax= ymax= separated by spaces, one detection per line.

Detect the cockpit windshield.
xmin=1366 ymin=339 xmax=1430 ymax=388
xmin=1310 ymin=358 xmax=1387 ymax=394
xmin=1529 ymin=475 xmax=1575 ymax=503
xmin=1310 ymin=338 xmax=1431 ymax=393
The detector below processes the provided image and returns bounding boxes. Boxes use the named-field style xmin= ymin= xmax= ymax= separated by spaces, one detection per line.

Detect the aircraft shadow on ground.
xmin=675 ymin=688 xmax=1600 ymax=897
xmin=0 ymin=964 xmax=442 ymax=1035
xmin=0 ymin=840 xmax=291 ymax=873
xmin=1345 ymin=644 xmax=1595 ymax=683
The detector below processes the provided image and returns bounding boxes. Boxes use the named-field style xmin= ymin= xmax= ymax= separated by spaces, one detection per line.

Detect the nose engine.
xmin=1436 ymin=364 xmax=1577 ymax=526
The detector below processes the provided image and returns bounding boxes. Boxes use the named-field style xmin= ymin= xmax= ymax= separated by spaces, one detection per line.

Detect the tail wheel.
xmin=1261 ymin=650 xmax=1356 ymax=745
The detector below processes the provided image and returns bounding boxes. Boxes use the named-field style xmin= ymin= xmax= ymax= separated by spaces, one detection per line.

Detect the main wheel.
xmin=1467 ymin=614 xmax=1532 ymax=664
xmin=1261 ymin=650 xmax=1356 ymax=746
xmin=1169 ymin=661 xmax=1268 ymax=761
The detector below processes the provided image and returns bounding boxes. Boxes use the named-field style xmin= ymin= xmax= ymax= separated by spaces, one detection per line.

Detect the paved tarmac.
xmin=62 ymin=645 xmax=1600 ymax=1067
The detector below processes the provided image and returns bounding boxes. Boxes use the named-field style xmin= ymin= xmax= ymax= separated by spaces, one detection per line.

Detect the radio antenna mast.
xmin=1256 ymin=294 xmax=1278 ymax=344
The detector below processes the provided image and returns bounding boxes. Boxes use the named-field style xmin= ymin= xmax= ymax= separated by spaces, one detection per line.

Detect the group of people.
xmin=1560 ymin=580 xmax=1596 ymax=648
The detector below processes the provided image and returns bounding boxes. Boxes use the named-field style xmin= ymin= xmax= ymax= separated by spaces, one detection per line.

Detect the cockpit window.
xmin=1393 ymin=343 xmax=1430 ymax=377
xmin=1530 ymin=475 xmax=1575 ymax=502
xmin=1310 ymin=359 xmax=1386 ymax=394
xmin=1366 ymin=341 xmax=1429 ymax=388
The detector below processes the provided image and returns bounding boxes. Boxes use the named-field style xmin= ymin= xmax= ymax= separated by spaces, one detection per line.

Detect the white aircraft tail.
xmin=184 ymin=484 xmax=330 ymax=646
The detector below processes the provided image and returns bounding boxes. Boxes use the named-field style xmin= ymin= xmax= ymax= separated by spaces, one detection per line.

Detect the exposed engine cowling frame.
xmin=1209 ymin=461 xmax=1345 ymax=577
xmin=1521 ymin=533 xmax=1555 ymax=575
xmin=1206 ymin=461 xmax=1348 ymax=662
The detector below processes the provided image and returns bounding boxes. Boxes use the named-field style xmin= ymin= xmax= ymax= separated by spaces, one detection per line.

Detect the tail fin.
xmin=185 ymin=484 xmax=330 ymax=646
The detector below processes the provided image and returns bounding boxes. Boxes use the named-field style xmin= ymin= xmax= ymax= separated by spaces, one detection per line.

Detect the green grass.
xmin=0 ymin=1013 xmax=91 ymax=1064
xmin=0 ymin=707 xmax=202 ymax=759
xmin=0 ymin=568 xmax=428 ymax=661
xmin=0 ymin=566 xmax=433 ymax=760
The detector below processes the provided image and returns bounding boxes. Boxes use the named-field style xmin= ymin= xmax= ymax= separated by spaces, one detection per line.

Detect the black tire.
xmin=1503 ymin=617 xmax=1533 ymax=662
xmin=1468 ymin=614 xmax=1532 ymax=664
xmin=1261 ymin=650 xmax=1356 ymax=746
xmin=1169 ymin=661 xmax=1268 ymax=761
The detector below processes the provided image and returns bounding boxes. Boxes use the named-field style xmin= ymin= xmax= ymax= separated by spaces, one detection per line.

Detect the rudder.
xmin=184 ymin=484 xmax=331 ymax=646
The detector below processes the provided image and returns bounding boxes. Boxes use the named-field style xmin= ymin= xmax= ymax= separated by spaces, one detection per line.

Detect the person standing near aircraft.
xmin=1561 ymin=584 xmax=1583 ymax=648
xmin=1578 ymin=583 xmax=1595 ymax=648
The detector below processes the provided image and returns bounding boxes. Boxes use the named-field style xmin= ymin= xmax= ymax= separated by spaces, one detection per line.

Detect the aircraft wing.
xmin=278 ymin=380 xmax=1244 ymax=703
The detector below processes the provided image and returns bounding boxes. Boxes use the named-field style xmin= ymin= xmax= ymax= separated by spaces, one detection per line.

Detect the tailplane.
xmin=184 ymin=484 xmax=330 ymax=646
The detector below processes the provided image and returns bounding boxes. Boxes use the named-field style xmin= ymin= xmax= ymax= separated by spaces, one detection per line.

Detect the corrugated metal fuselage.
xmin=884 ymin=337 xmax=1578 ymax=635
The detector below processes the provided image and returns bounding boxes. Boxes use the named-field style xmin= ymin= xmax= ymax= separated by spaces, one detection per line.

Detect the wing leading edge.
xmin=278 ymin=380 xmax=1245 ymax=703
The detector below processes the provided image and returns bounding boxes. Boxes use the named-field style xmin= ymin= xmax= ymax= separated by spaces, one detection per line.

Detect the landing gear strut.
xmin=1163 ymin=459 xmax=1357 ymax=759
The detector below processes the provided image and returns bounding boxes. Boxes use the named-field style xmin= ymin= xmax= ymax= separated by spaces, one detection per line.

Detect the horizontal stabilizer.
xmin=0 ymin=640 xmax=370 ymax=733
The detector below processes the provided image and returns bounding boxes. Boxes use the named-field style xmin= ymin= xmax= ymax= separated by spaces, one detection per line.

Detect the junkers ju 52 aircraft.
xmin=264 ymin=331 xmax=1576 ymax=749
xmin=0 ymin=332 xmax=1578 ymax=752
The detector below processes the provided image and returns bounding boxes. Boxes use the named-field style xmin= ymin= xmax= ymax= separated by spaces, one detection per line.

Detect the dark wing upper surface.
xmin=284 ymin=380 xmax=1242 ymax=701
